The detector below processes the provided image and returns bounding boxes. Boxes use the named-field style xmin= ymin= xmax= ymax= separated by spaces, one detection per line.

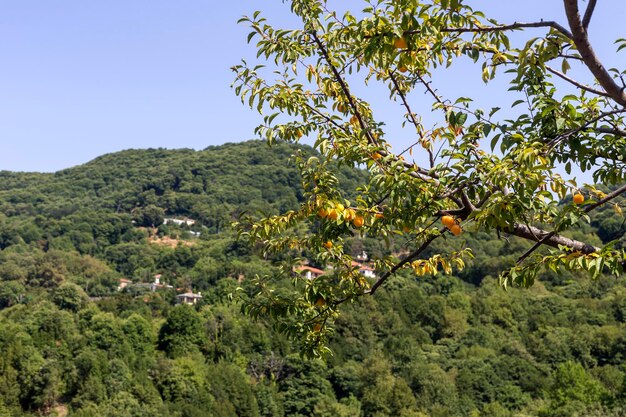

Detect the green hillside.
xmin=0 ymin=141 xmax=625 ymax=417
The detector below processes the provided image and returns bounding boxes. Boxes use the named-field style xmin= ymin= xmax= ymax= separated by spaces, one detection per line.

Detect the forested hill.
xmin=0 ymin=140 xmax=625 ymax=416
xmin=0 ymin=141 xmax=362 ymax=228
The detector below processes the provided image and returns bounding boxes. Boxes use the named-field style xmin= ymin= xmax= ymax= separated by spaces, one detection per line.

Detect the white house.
xmin=295 ymin=265 xmax=325 ymax=280
xmin=177 ymin=292 xmax=203 ymax=305
xmin=117 ymin=278 xmax=132 ymax=291
xmin=163 ymin=218 xmax=196 ymax=227
xmin=352 ymin=261 xmax=376 ymax=278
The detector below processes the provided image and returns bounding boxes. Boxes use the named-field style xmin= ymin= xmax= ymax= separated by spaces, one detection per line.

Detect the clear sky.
xmin=0 ymin=1 xmax=623 ymax=172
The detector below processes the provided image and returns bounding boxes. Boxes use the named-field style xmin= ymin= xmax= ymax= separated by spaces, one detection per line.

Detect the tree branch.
xmin=367 ymin=229 xmax=442 ymax=295
xmin=546 ymin=109 xmax=626 ymax=150
xmin=563 ymin=0 xmax=626 ymax=106
xmin=512 ymin=184 xmax=626 ymax=264
xmin=545 ymin=65 xmax=611 ymax=98
xmin=510 ymin=223 xmax=599 ymax=254
xmin=584 ymin=183 xmax=626 ymax=214
xmin=582 ymin=0 xmax=597 ymax=29
xmin=595 ymin=126 xmax=626 ymax=137
xmin=405 ymin=21 xmax=573 ymax=40
xmin=310 ymin=31 xmax=378 ymax=146
xmin=389 ymin=71 xmax=434 ymax=168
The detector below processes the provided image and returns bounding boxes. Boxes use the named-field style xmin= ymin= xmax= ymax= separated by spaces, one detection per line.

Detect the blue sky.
xmin=0 ymin=1 xmax=623 ymax=172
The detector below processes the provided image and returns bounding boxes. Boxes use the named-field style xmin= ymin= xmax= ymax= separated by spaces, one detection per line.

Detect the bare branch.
xmin=389 ymin=71 xmax=434 ymax=168
xmin=595 ymin=126 xmax=626 ymax=137
xmin=405 ymin=21 xmax=573 ymax=40
xmin=545 ymin=65 xmax=611 ymax=98
xmin=512 ymin=184 xmax=626 ymax=264
xmin=414 ymin=73 xmax=448 ymax=109
xmin=546 ymin=108 xmax=626 ymax=150
xmin=367 ymin=229 xmax=442 ymax=295
xmin=515 ymin=230 xmax=558 ymax=265
xmin=582 ymin=0 xmax=598 ymax=29
xmin=563 ymin=0 xmax=626 ymax=106
xmin=310 ymin=31 xmax=378 ymax=145
xmin=584 ymin=183 xmax=626 ymax=214
xmin=510 ymin=223 xmax=599 ymax=254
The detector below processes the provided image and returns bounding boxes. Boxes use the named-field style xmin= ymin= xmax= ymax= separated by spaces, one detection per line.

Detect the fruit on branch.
xmin=393 ymin=37 xmax=407 ymax=49
xmin=441 ymin=215 xmax=456 ymax=228
xmin=573 ymin=193 xmax=585 ymax=205
xmin=352 ymin=215 xmax=364 ymax=228
xmin=450 ymin=224 xmax=462 ymax=236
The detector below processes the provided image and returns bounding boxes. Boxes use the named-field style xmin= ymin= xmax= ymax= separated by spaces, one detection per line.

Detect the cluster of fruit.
xmin=317 ymin=203 xmax=365 ymax=228
xmin=317 ymin=203 xmax=385 ymax=249
xmin=441 ymin=215 xmax=462 ymax=236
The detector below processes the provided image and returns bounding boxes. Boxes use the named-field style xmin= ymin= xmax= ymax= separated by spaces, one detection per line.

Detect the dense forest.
xmin=0 ymin=140 xmax=625 ymax=416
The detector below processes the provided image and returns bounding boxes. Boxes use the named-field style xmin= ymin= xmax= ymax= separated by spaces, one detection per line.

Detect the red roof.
xmin=351 ymin=261 xmax=374 ymax=271
xmin=295 ymin=266 xmax=325 ymax=275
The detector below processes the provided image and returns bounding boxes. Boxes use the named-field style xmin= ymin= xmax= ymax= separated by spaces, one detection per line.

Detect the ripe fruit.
xmin=573 ymin=193 xmax=585 ymax=205
xmin=328 ymin=209 xmax=339 ymax=220
xmin=441 ymin=215 xmax=455 ymax=228
xmin=313 ymin=323 xmax=322 ymax=332
xmin=317 ymin=207 xmax=328 ymax=218
xmin=344 ymin=208 xmax=356 ymax=221
xmin=394 ymin=37 xmax=408 ymax=49
xmin=350 ymin=115 xmax=359 ymax=125
xmin=398 ymin=66 xmax=408 ymax=73
xmin=352 ymin=216 xmax=365 ymax=228
xmin=315 ymin=297 xmax=326 ymax=307
xmin=295 ymin=130 xmax=303 ymax=138
xmin=375 ymin=213 xmax=384 ymax=219
xmin=337 ymin=103 xmax=347 ymax=113
xmin=450 ymin=224 xmax=462 ymax=236
xmin=323 ymin=240 xmax=333 ymax=249
xmin=372 ymin=152 xmax=382 ymax=160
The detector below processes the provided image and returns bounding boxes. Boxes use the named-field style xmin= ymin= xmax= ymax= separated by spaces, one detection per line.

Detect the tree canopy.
xmin=0 ymin=138 xmax=624 ymax=416
xmin=233 ymin=0 xmax=626 ymax=355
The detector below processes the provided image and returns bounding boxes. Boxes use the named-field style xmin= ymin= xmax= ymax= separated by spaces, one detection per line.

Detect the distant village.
xmin=117 ymin=274 xmax=203 ymax=305
xmin=122 ymin=216 xmax=378 ymax=303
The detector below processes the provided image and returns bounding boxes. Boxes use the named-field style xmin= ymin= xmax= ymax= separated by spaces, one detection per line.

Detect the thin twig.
xmin=546 ymin=109 xmax=626 ymax=150
xmin=310 ymin=31 xmax=377 ymax=146
xmin=545 ymin=65 xmax=610 ymax=98
xmin=582 ymin=0 xmax=598 ymax=29
xmin=389 ymin=71 xmax=434 ymax=168
xmin=584 ymin=183 xmax=626 ymax=214
xmin=404 ymin=21 xmax=573 ymax=40
xmin=367 ymin=228 xmax=443 ymax=295
xmin=595 ymin=126 xmax=626 ymax=137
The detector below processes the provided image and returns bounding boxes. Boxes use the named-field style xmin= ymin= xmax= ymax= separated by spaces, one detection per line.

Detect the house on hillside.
xmin=352 ymin=261 xmax=376 ymax=278
xmin=117 ymin=278 xmax=132 ymax=291
xmin=356 ymin=251 xmax=369 ymax=261
xmin=177 ymin=292 xmax=203 ymax=305
xmin=150 ymin=274 xmax=173 ymax=292
xmin=164 ymin=217 xmax=196 ymax=227
xmin=295 ymin=265 xmax=325 ymax=280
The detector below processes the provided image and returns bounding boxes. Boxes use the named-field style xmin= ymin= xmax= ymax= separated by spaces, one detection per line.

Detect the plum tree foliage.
xmin=232 ymin=0 xmax=626 ymax=356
